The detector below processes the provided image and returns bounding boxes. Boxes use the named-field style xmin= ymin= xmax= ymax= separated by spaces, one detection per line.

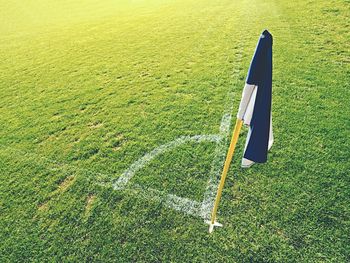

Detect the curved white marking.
xmin=112 ymin=112 xmax=234 ymax=219
xmin=113 ymin=134 xmax=221 ymax=190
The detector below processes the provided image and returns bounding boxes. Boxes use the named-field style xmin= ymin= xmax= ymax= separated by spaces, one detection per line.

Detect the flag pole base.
xmin=205 ymin=220 xmax=223 ymax=233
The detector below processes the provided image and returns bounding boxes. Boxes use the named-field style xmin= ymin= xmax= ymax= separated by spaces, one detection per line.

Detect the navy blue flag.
xmin=237 ymin=30 xmax=273 ymax=168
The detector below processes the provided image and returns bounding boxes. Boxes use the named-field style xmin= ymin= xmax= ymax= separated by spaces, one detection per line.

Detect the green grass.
xmin=0 ymin=0 xmax=349 ymax=261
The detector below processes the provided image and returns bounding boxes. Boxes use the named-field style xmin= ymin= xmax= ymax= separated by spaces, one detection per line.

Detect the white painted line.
xmin=113 ymin=134 xmax=221 ymax=190
xmin=112 ymin=111 xmax=233 ymax=219
xmin=200 ymin=113 xmax=232 ymax=218
xmin=201 ymin=46 xmax=244 ymax=219
xmin=119 ymin=183 xmax=203 ymax=217
xmin=112 ymin=110 xmax=234 ymax=219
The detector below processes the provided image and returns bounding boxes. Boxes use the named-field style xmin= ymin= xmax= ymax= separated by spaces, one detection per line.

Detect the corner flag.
xmin=207 ymin=30 xmax=273 ymax=233
xmin=237 ymin=29 xmax=274 ymax=168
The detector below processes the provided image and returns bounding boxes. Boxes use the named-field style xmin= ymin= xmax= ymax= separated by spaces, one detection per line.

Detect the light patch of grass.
xmin=84 ymin=194 xmax=97 ymax=218
xmin=37 ymin=201 xmax=49 ymax=212
xmin=56 ymin=175 xmax=76 ymax=193
xmin=88 ymin=121 xmax=103 ymax=129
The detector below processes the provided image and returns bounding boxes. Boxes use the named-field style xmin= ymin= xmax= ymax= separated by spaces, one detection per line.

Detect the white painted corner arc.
xmin=113 ymin=134 xmax=221 ymax=190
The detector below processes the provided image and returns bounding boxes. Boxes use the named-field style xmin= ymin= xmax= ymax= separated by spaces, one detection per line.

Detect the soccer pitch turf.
xmin=0 ymin=0 xmax=349 ymax=261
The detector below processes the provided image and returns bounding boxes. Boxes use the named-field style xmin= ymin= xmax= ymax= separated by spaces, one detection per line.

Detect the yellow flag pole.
xmin=207 ymin=118 xmax=243 ymax=233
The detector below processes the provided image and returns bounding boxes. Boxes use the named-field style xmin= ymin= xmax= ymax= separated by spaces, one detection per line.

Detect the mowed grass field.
xmin=1 ymin=0 xmax=349 ymax=261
